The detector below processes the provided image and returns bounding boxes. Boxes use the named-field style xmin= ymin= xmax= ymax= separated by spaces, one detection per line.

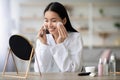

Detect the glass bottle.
xmin=109 ymin=53 xmax=116 ymax=76
xmin=103 ymin=58 xmax=108 ymax=76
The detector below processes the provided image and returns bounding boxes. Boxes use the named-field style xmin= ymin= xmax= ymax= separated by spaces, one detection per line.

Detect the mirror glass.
xmin=9 ymin=35 xmax=33 ymax=60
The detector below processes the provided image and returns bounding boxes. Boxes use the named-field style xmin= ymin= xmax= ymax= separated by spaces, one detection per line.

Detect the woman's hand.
xmin=37 ymin=25 xmax=47 ymax=45
xmin=56 ymin=22 xmax=68 ymax=44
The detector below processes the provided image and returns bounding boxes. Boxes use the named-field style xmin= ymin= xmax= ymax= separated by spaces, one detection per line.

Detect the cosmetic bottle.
xmin=98 ymin=58 xmax=103 ymax=76
xmin=109 ymin=53 xmax=116 ymax=76
xmin=103 ymin=58 xmax=108 ymax=75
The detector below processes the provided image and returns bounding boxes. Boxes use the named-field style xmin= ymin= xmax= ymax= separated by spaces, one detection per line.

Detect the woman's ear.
xmin=62 ymin=18 xmax=67 ymax=25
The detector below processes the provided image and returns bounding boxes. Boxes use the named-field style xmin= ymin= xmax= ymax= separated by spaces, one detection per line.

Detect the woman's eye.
xmin=44 ymin=19 xmax=48 ymax=22
xmin=52 ymin=20 xmax=56 ymax=22
xmin=51 ymin=19 xmax=57 ymax=22
xmin=44 ymin=20 xmax=48 ymax=22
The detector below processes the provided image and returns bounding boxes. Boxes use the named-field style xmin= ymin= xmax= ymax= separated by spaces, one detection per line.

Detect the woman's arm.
xmin=34 ymin=39 xmax=53 ymax=72
xmin=50 ymin=33 xmax=83 ymax=72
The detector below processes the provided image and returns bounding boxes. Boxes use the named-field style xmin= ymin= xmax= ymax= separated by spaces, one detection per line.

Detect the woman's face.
xmin=44 ymin=11 xmax=63 ymax=35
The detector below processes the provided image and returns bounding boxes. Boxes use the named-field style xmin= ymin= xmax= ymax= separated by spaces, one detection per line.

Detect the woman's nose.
xmin=47 ymin=22 xmax=52 ymax=28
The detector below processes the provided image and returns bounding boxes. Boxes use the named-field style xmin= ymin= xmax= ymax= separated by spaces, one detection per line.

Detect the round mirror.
xmin=9 ymin=35 xmax=33 ymax=60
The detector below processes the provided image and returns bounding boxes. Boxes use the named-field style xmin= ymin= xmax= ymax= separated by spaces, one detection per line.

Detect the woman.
xmin=34 ymin=2 xmax=83 ymax=72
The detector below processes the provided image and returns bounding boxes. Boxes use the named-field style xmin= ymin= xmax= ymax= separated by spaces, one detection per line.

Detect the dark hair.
xmin=44 ymin=2 xmax=77 ymax=33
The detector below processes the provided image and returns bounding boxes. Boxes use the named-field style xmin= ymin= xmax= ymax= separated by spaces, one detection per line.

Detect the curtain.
xmin=0 ymin=0 xmax=14 ymax=72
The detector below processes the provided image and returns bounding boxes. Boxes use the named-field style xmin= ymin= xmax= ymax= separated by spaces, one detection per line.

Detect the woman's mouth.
xmin=48 ymin=27 xmax=56 ymax=32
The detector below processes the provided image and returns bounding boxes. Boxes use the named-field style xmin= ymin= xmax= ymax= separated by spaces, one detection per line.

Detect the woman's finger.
xmin=58 ymin=22 xmax=68 ymax=38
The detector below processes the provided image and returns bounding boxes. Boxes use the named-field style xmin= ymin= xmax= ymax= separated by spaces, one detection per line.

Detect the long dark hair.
xmin=44 ymin=2 xmax=77 ymax=33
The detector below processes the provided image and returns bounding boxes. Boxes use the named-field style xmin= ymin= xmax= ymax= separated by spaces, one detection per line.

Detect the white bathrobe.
xmin=34 ymin=32 xmax=83 ymax=72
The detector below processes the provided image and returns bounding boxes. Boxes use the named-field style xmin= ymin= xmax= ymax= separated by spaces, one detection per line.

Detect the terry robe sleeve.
xmin=50 ymin=33 xmax=83 ymax=72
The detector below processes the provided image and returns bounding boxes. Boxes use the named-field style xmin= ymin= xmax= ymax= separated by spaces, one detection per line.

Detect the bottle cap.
xmin=110 ymin=54 xmax=115 ymax=61
xmin=99 ymin=58 xmax=102 ymax=64
xmin=103 ymin=58 xmax=107 ymax=64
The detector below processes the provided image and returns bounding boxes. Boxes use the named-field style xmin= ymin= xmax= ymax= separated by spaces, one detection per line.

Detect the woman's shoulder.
xmin=68 ymin=32 xmax=82 ymax=38
xmin=65 ymin=32 xmax=83 ymax=46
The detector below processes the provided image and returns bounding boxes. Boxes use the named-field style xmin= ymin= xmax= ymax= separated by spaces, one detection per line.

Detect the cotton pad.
xmin=57 ymin=22 xmax=63 ymax=27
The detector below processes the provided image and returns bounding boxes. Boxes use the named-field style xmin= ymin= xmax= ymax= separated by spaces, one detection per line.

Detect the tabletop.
xmin=0 ymin=72 xmax=120 ymax=80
